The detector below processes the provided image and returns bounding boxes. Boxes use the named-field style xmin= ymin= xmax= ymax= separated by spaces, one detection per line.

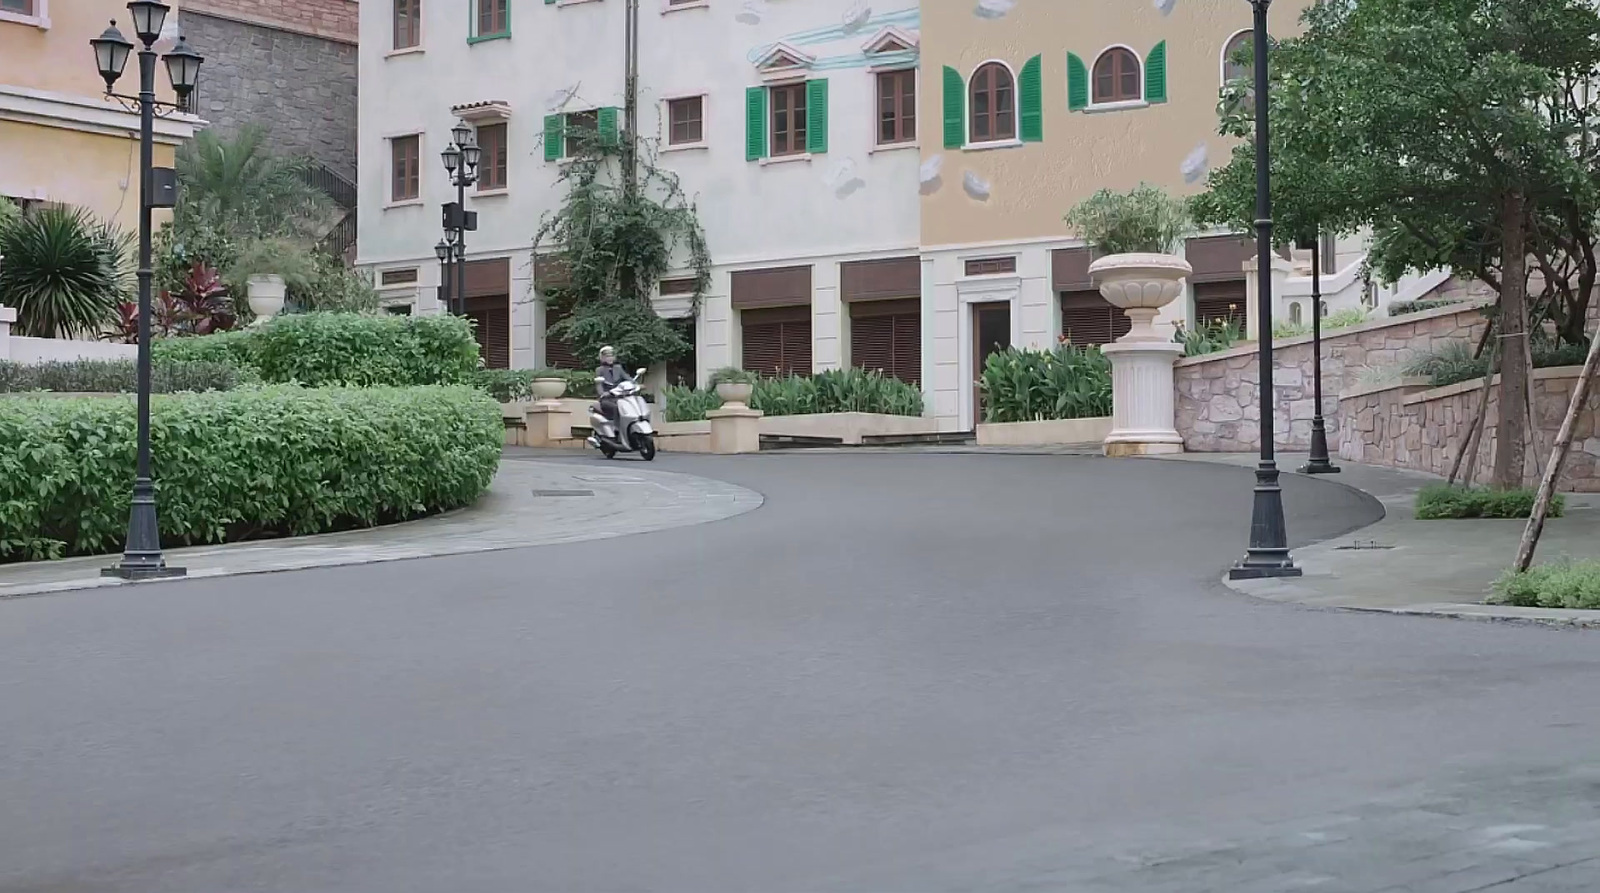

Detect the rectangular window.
xmin=668 ymin=96 xmax=704 ymax=146
xmin=659 ymin=277 xmax=698 ymax=295
xmin=565 ymin=109 xmax=597 ymax=157
xmin=392 ymin=0 xmax=419 ymax=49
xmin=769 ymin=82 xmax=808 ymax=157
xmin=964 ymin=256 xmax=1016 ymax=276
xmin=876 ymin=69 xmax=916 ymax=145
xmin=473 ymin=0 xmax=508 ymax=38
xmin=380 ymin=268 xmax=420 ymax=286
xmin=390 ymin=135 xmax=420 ymax=202
xmin=476 ymin=122 xmax=508 ymax=190
xmin=0 ymin=0 xmax=36 ymax=13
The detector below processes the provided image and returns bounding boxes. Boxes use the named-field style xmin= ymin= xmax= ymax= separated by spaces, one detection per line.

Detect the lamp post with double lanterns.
xmin=434 ymin=238 xmax=453 ymax=314
xmin=1300 ymin=229 xmax=1341 ymax=475
xmin=90 ymin=1 xmax=202 ymax=581
xmin=1229 ymin=0 xmax=1301 ymax=581
xmin=440 ymin=120 xmax=479 ymax=316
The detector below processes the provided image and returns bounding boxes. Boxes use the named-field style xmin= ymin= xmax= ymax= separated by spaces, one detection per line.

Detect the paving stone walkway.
xmin=0 ymin=456 xmax=762 ymax=599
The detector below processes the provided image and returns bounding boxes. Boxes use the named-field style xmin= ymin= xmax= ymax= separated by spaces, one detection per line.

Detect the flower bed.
xmin=0 ymin=384 xmax=502 ymax=562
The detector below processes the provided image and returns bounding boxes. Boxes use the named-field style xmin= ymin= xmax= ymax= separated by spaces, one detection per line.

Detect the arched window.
xmin=1222 ymin=30 xmax=1252 ymax=87
xmin=968 ymin=62 xmax=1015 ymax=143
xmin=1092 ymin=48 xmax=1141 ymax=104
xmin=1289 ymin=302 xmax=1303 ymax=326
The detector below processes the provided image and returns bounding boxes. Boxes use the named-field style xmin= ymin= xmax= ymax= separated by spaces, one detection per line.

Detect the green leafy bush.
xmin=1492 ymin=560 xmax=1600 ymax=609
xmin=0 ymin=205 xmax=132 ymax=338
xmin=1063 ymin=183 xmax=1194 ymax=255
xmin=1406 ymin=339 xmax=1592 ymax=388
xmin=548 ymin=298 xmax=690 ymax=369
xmin=1175 ymin=317 xmax=1245 ymax=357
xmin=293 ymin=252 xmax=380 ymax=313
xmin=979 ymin=345 xmax=1112 ymax=423
xmin=0 ymin=385 xmax=501 ymax=562
xmin=709 ymin=367 xmax=758 ymax=386
xmin=1273 ymin=307 xmax=1370 ymax=340
xmin=1389 ymin=298 xmax=1467 ymax=317
xmin=0 ymin=359 xmax=249 ymax=394
xmin=663 ymin=384 xmax=724 ymax=422
xmin=1413 ymin=483 xmax=1562 ymax=520
xmin=152 ymin=312 xmax=480 ymax=388
xmin=664 ymin=369 xmax=923 ymax=421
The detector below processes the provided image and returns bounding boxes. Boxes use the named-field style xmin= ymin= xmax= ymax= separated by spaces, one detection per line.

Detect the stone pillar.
xmin=0 ymin=305 xmax=14 ymax=361
xmin=1101 ymin=341 xmax=1185 ymax=456
xmin=707 ymin=405 xmax=762 ymax=454
xmin=522 ymin=400 xmax=573 ymax=447
xmin=1242 ymin=254 xmax=1293 ymax=341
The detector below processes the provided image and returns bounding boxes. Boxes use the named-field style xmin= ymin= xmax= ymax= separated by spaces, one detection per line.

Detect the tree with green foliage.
xmin=0 ymin=205 xmax=132 ymax=338
xmin=174 ymin=126 xmax=332 ymax=246
xmin=1192 ymin=0 xmax=1600 ymax=490
xmin=532 ymin=123 xmax=710 ymax=369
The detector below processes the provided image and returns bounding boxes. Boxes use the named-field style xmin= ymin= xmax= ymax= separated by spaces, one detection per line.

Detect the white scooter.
xmin=586 ymin=369 xmax=657 ymax=460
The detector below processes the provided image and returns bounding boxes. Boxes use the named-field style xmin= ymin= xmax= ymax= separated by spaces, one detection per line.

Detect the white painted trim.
xmin=660 ymin=0 xmax=709 ymax=12
xmin=759 ymin=152 xmax=812 ymax=166
xmin=455 ymin=102 xmax=513 ymax=121
xmin=0 ymin=85 xmax=200 ymax=143
xmin=956 ymin=275 xmax=1023 ymax=430
xmin=868 ymin=65 xmax=917 ymax=149
xmin=1220 ymin=28 xmax=1252 ymax=86
xmin=473 ymin=187 xmax=511 ymax=198
xmin=1084 ymin=99 xmax=1149 ymax=114
xmin=963 ymin=137 xmax=1022 ymax=152
xmin=385 ymin=45 xmax=426 ymax=59
xmin=869 ymin=141 xmax=918 ymax=155
xmin=0 ymin=0 xmax=47 ymax=29
xmin=924 ymin=234 xmax=1087 ymax=255
xmin=1089 ymin=43 xmax=1144 ymax=105
xmin=861 ymin=25 xmax=919 ymax=54
xmin=753 ymin=41 xmax=816 ymax=78
xmin=1391 ymin=268 xmax=1455 ymax=304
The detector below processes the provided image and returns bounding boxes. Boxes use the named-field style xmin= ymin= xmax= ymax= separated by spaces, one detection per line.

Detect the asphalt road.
xmin=3 ymin=452 xmax=1599 ymax=892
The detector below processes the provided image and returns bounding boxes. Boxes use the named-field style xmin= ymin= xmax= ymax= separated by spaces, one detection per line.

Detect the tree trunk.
xmin=1515 ymin=319 xmax=1600 ymax=571
xmin=1494 ymin=191 xmax=1530 ymax=490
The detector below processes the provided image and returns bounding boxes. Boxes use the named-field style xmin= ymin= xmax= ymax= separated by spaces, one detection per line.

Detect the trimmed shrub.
xmin=0 ymin=359 xmax=249 ymax=395
xmin=1492 ymin=560 xmax=1600 ymax=609
xmin=472 ymin=368 xmax=607 ymax=403
xmin=663 ymin=384 xmax=724 ymax=422
xmin=0 ymin=385 xmax=502 ymax=562
xmin=152 ymin=312 xmax=481 ymax=387
xmin=1406 ymin=339 xmax=1594 ymax=388
xmin=1388 ymin=298 xmax=1466 ymax=317
xmin=663 ymin=368 xmax=923 ymax=422
xmin=980 ymin=345 xmax=1112 ymax=423
xmin=1414 ymin=484 xmax=1563 ymax=520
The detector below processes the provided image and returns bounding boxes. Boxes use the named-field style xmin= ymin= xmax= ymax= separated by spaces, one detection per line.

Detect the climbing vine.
xmin=532 ymin=126 xmax=712 ymax=368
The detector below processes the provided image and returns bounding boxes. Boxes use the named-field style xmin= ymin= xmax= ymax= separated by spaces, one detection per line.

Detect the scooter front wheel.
xmin=637 ymin=433 xmax=656 ymax=461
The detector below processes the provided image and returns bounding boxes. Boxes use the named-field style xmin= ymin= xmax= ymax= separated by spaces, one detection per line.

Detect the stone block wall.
xmin=1339 ymin=367 xmax=1600 ymax=491
xmin=184 ymin=0 xmax=358 ymax=43
xmin=1174 ymin=302 xmax=1488 ymax=452
xmin=179 ymin=8 xmax=358 ymax=181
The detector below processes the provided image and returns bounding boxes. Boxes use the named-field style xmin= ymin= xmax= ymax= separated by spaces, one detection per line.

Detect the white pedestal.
xmin=707 ymin=406 xmax=762 ymax=454
xmin=1100 ymin=340 xmax=1184 ymax=457
xmin=0 ymin=305 xmax=14 ymax=361
xmin=522 ymin=400 xmax=572 ymax=447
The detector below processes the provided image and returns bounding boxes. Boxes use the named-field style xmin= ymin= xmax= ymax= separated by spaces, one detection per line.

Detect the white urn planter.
xmin=530 ymin=378 xmax=568 ymax=402
xmin=1088 ymin=252 xmax=1191 ymax=457
xmin=715 ymin=381 xmax=754 ymax=408
xmin=246 ymin=274 xmax=286 ymax=321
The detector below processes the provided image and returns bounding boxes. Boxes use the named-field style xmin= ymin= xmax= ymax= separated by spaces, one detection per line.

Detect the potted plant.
xmin=710 ymin=366 xmax=757 ymax=407
xmin=226 ymin=237 xmax=317 ymax=322
xmin=1064 ymin=183 xmax=1195 ymax=342
xmin=529 ymin=368 xmax=569 ymax=402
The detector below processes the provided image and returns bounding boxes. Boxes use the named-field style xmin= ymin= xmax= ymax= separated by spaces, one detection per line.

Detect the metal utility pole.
xmin=623 ymin=0 xmax=639 ymax=196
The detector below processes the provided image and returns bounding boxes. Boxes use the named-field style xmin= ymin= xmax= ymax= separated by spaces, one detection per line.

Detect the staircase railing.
xmin=303 ymin=162 xmax=356 ymax=210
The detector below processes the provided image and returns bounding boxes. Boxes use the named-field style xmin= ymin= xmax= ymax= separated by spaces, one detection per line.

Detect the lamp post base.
xmin=102 ymin=563 xmax=188 ymax=581
xmin=1228 ymin=462 xmax=1302 ymax=580
xmin=1299 ymin=459 xmax=1342 ymax=475
xmin=103 ymin=480 xmax=186 ymax=581
xmin=1299 ymin=419 xmax=1341 ymax=474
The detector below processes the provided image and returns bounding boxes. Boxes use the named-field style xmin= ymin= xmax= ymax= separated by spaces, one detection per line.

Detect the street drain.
xmin=532 ymin=489 xmax=594 ymax=497
xmin=1335 ymin=540 xmax=1395 ymax=550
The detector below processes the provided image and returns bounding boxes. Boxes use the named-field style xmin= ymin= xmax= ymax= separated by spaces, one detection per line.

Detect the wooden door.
xmin=972 ymin=302 xmax=1011 ymax=425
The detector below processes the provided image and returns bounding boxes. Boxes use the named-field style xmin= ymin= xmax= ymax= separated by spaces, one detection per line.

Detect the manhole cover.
xmin=532 ymin=489 xmax=594 ymax=497
xmin=1334 ymin=540 xmax=1395 ymax=550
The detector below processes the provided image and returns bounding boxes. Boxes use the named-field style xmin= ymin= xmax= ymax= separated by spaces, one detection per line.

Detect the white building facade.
xmin=356 ymin=0 xmax=924 ymax=386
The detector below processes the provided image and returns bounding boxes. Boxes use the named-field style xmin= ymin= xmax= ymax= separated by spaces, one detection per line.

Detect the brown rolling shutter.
xmin=1193 ymin=280 xmax=1248 ymax=329
xmin=463 ymin=295 xmax=510 ymax=369
xmin=741 ymin=305 xmax=811 ymax=377
xmin=462 ymin=257 xmax=509 ymax=297
xmin=1052 ymin=247 xmax=1094 ymax=291
xmin=1060 ymin=289 xmax=1129 ymax=347
xmin=731 ymin=265 xmax=812 ymax=309
xmin=849 ymin=297 xmax=920 ymax=385
xmin=840 ymin=257 xmax=919 ymax=302
xmin=1186 ymin=235 xmax=1254 ymax=284
xmin=543 ymin=304 xmax=580 ymax=369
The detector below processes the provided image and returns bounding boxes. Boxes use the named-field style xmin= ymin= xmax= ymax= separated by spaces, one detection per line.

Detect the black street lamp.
xmin=434 ymin=238 xmax=453 ymax=313
xmin=440 ymin=120 xmax=479 ymax=317
xmin=90 ymin=3 xmax=202 ymax=581
xmin=1300 ymin=230 xmax=1340 ymax=475
xmin=1230 ymin=0 xmax=1301 ymax=580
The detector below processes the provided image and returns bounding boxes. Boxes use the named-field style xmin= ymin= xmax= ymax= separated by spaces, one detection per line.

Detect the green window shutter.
xmin=1019 ymin=54 xmax=1043 ymax=142
xmin=544 ymin=114 xmax=564 ymax=161
xmin=806 ymin=78 xmax=829 ymax=154
xmin=942 ymin=65 xmax=965 ymax=149
xmin=1067 ymin=52 xmax=1088 ymax=111
xmin=745 ymin=86 xmax=768 ymax=161
xmin=1146 ymin=41 xmax=1168 ymax=103
xmin=598 ymin=106 xmax=620 ymax=147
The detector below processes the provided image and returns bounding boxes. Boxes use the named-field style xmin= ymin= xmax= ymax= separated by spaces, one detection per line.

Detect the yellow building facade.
xmin=0 ymin=0 xmax=199 ymax=233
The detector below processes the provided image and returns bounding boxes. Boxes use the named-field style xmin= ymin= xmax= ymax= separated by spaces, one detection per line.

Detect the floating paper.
xmin=963 ymin=171 xmax=992 ymax=201
xmin=1181 ymin=142 xmax=1209 ymax=184
xmin=975 ymin=0 xmax=1015 ymax=19
xmin=1154 ymin=0 xmax=1177 ymax=16
xmin=842 ymin=1 xmax=872 ymax=33
xmin=920 ymin=154 xmax=943 ymax=183
xmin=736 ymin=0 xmax=764 ymax=25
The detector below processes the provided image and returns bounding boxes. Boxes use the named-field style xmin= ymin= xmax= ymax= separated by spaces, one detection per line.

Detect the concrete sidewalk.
xmin=0 ymin=457 xmax=762 ymax=599
xmin=1173 ymin=452 xmax=1600 ymax=628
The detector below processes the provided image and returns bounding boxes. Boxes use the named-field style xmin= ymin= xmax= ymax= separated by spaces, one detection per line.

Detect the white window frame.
xmin=661 ymin=92 xmax=709 ymax=152
xmin=0 ymin=0 xmax=49 ymax=29
xmin=1086 ymin=43 xmax=1148 ymax=113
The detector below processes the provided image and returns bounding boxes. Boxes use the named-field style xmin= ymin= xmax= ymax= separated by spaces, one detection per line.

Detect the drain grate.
xmin=532 ymin=489 xmax=594 ymax=497
xmin=1335 ymin=540 xmax=1395 ymax=550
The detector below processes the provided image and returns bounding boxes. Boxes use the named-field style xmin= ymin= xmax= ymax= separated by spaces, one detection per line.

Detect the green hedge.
xmin=152 ymin=312 xmax=481 ymax=387
xmin=0 ymin=384 xmax=502 ymax=562
xmin=1492 ymin=560 xmax=1600 ymax=610
xmin=980 ymin=345 xmax=1112 ymax=422
xmin=1413 ymin=483 xmax=1562 ymax=520
xmin=0 ymin=358 xmax=249 ymax=394
xmin=472 ymin=367 xmax=599 ymax=402
xmin=662 ymin=368 xmax=923 ymax=422
xmin=1388 ymin=298 xmax=1466 ymax=317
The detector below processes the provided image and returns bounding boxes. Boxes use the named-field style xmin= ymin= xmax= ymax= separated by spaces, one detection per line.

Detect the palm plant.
xmin=0 ymin=205 xmax=131 ymax=338
xmin=174 ymin=126 xmax=333 ymax=244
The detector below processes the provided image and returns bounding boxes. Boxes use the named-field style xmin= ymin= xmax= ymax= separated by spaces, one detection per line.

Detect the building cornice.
xmin=0 ymin=85 xmax=202 ymax=144
xmin=181 ymin=4 xmax=358 ymax=46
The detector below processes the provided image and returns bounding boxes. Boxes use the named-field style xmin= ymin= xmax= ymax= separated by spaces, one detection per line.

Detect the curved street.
xmin=2 ymin=452 xmax=1599 ymax=892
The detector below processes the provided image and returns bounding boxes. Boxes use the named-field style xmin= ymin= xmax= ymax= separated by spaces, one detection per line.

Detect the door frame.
xmin=955 ymin=277 xmax=1022 ymax=430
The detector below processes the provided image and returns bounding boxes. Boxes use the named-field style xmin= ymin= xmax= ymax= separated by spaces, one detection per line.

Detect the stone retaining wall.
xmin=1174 ymin=301 xmax=1489 ymax=452
xmin=1338 ymin=366 xmax=1600 ymax=491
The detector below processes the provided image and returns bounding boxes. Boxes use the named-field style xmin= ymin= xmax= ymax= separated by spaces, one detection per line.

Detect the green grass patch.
xmin=1492 ymin=560 xmax=1600 ymax=609
xmin=1413 ymin=483 xmax=1562 ymax=520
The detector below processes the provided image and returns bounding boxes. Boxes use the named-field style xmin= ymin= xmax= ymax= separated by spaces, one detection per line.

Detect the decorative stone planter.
xmin=716 ymin=381 xmax=754 ymax=408
xmin=1089 ymin=252 xmax=1192 ymax=456
xmin=530 ymin=378 xmax=567 ymax=402
xmin=246 ymin=274 xmax=286 ymax=321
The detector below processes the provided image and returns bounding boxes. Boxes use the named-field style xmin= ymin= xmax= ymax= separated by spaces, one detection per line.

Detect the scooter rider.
xmin=595 ymin=346 xmax=633 ymax=424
